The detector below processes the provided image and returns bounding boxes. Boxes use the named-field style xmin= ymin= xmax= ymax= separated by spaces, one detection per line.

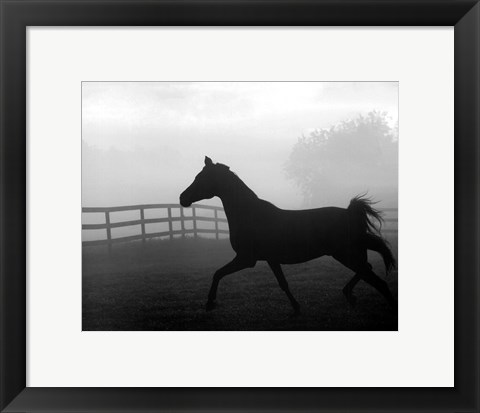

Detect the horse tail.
xmin=348 ymin=195 xmax=396 ymax=274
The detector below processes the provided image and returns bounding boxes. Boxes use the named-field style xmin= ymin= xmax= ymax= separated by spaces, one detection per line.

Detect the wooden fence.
xmin=82 ymin=203 xmax=229 ymax=252
xmin=82 ymin=203 xmax=398 ymax=252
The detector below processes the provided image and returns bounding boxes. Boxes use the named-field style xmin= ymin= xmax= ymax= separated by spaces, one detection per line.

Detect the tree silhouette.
xmin=285 ymin=111 xmax=398 ymax=206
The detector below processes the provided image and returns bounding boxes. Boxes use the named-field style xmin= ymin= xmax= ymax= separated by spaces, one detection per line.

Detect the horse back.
xmin=229 ymin=202 xmax=356 ymax=263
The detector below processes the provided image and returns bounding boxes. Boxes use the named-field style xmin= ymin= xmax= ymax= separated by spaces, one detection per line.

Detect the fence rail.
xmin=82 ymin=203 xmax=229 ymax=251
xmin=82 ymin=203 xmax=398 ymax=252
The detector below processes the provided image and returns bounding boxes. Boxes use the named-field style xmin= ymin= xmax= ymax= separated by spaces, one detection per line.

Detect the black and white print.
xmin=82 ymin=81 xmax=398 ymax=331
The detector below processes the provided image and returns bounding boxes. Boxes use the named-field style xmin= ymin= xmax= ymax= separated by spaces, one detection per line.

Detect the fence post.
xmin=180 ymin=207 xmax=185 ymax=238
xmin=192 ymin=206 xmax=197 ymax=238
xmin=140 ymin=208 xmax=146 ymax=245
xmin=167 ymin=207 xmax=173 ymax=240
xmin=214 ymin=209 xmax=219 ymax=240
xmin=105 ymin=211 xmax=112 ymax=256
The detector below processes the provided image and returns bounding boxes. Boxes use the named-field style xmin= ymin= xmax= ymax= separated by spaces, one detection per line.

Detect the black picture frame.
xmin=1 ymin=1 xmax=478 ymax=412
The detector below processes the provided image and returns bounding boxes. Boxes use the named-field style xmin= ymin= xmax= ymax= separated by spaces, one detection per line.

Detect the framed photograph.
xmin=1 ymin=0 xmax=478 ymax=412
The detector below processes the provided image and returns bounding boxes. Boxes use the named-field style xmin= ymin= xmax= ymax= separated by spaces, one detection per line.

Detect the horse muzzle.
xmin=179 ymin=193 xmax=192 ymax=208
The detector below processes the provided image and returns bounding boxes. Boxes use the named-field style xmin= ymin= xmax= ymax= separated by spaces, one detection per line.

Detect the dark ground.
xmin=82 ymin=236 xmax=398 ymax=331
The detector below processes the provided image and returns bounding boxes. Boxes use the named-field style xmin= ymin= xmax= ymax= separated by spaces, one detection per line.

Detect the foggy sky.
xmin=82 ymin=82 xmax=398 ymax=210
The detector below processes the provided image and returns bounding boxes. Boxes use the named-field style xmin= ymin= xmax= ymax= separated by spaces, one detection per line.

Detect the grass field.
xmin=82 ymin=237 xmax=398 ymax=331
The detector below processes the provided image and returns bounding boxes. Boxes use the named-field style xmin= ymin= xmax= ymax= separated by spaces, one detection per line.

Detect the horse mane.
xmin=216 ymin=163 xmax=258 ymax=200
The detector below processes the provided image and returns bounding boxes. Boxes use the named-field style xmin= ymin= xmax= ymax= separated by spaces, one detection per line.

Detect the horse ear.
xmin=204 ymin=156 xmax=213 ymax=166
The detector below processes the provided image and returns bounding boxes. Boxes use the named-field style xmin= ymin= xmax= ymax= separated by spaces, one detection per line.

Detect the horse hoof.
xmin=206 ymin=301 xmax=216 ymax=311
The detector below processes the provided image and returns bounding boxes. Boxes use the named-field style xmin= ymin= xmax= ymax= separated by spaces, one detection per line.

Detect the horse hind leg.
xmin=342 ymin=273 xmax=362 ymax=306
xmin=267 ymin=261 xmax=300 ymax=315
xmin=334 ymin=251 xmax=369 ymax=306
xmin=342 ymin=262 xmax=374 ymax=306
xmin=335 ymin=252 xmax=395 ymax=309
xmin=359 ymin=268 xmax=396 ymax=309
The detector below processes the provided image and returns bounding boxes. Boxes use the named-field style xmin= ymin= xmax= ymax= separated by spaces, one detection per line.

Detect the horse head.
xmin=180 ymin=156 xmax=230 ymax=207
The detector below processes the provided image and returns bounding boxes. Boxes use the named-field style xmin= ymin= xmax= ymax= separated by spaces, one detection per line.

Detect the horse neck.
xmin=217 ymin=174 xmax=258 ymax=223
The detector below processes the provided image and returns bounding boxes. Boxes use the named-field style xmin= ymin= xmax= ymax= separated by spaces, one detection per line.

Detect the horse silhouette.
xmin=180 ymin=156 xmax=396 ymax=314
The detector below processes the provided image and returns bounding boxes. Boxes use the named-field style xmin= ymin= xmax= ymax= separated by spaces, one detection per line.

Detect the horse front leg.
xmin=206 ymin=255 xmax=256 ymax=311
